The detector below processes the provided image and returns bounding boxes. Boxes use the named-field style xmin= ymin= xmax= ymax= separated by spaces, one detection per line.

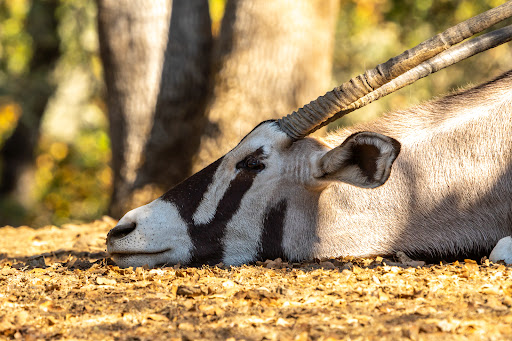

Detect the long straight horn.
xmin=277 ymin=1 xmax=512 ymax=139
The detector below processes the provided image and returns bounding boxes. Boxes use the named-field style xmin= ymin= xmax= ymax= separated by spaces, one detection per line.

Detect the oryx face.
xmin=107 ymin=121 xmax=400 ymax=268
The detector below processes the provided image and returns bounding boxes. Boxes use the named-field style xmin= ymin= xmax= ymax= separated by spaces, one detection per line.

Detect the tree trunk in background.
xmin=0 ymin=0 xmax=60 ymax=219
xmin=194 ymin=0 xmax=339 ymax=170
xmin=97 ymin=0 xmax=212 ymax=218
xmin=98 ymin=0 xmax=339 ymax=217
xmin=132 ymin=1 xmax=212 ymax=210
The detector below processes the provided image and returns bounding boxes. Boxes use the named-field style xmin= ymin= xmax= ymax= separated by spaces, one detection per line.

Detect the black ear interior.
xmin=347 ymin=144 xmax=380 ymax=181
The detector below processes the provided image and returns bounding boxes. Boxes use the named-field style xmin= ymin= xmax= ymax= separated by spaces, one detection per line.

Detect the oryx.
xmin=106 ymin=3 xmax=512 ymax=267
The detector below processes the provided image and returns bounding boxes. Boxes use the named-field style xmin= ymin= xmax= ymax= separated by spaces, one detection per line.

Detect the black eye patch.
xmin=236 ymin=147 xmax=266 ymax=172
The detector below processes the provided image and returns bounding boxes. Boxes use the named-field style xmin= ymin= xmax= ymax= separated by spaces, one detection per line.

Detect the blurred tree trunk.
xmin=133 ymin=1 xmax=212 ymax=208
xmin=98 ymin=0 xmax=339 ymax=217
xmin=0 ymin=0 xmax=60 ymax=215
xmin=194 ymin=0 xmax=339 ymax=170
xmin=97 ymin=0 xmax=212 ymax=218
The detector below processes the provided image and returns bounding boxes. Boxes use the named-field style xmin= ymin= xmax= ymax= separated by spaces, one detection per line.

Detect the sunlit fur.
xmin=108 ymin=71 xmax=512 ymax=267
xmin=110 ymin=200 xmax=193 ymax=268
xmin=489 ymin=236 xmax=512 ymax=264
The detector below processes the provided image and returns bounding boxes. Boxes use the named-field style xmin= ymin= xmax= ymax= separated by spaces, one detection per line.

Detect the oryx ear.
xmin=315 ymin=132 xmax=401 ymax=188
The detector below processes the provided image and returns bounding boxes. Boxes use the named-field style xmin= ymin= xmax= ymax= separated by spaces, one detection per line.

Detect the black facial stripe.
xmin=163 ymin=156 xmax=259 ymax=266
xmin=161 ymin=157 xmax=223 ymax=224
xmin=258 ymin=199 xmax=287 ymax=261
xmin=188 ymin=169 xmax=258 ymax=266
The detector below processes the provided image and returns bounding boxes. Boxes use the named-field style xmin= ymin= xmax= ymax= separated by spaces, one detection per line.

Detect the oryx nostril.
xmin=107 ymin=222 xmax=137 ymax=242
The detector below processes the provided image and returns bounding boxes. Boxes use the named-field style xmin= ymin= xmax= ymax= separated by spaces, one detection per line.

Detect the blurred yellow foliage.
xmin=4 ymin=0 xmax=29 ymax=16
xmin=30 ymin=129 xmax=112 ymax=227
xmin=209 ymin=0 xmax=225 ymax=36
xmin=455 ymin=1 xmax=478 ymax=22
xmin=0 ymin=103 xmax=21 ymax=144
xmin=36 ymin=153 xmax=54 ymax=171
xmin=49 ymin=142 xmax=68 ymax=162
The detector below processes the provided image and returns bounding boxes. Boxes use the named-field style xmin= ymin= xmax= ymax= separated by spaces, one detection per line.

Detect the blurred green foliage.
xmin=0 ymin=0 xmax=30 ymax=144
xmin=331 ymin=0 xmax=511 ymax=127
xmin=0 ymin=0 xmax=106 ymax=227
xmin=32 ymin=129 xmax=111 ymax=226
xmin=0 ymin=0 xmax=510 ymax=227
xmin=0 ymin=0 xmax=32 ymax=76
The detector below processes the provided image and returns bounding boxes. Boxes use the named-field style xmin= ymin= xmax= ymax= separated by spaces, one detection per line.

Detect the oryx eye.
xmin=236 ymin=155 xmax=265 ymax=172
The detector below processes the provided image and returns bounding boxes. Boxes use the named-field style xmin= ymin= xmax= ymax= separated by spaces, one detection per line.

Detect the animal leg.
xmin=489 ymin=236 xmax=512 ymax=264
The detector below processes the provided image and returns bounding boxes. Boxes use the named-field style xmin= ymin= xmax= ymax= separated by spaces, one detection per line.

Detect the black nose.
xmin=107 ymin=222 xmax=136 ymax=244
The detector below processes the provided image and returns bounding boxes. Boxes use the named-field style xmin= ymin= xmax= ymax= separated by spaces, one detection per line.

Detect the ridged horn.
xmin=277 ymin=1 xmax=512 ymax=139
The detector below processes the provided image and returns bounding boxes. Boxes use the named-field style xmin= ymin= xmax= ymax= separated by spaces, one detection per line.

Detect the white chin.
xmin=111 ymin=251 xmax=175 ymax=268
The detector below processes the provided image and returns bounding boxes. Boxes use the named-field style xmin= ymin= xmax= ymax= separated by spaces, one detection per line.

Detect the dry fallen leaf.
xmin=0 ymin=221 xmax=512 ymax=340
xmin=146 ymin=314 xmax=169 ymax=322
xmin=96 ymin=277 xmax=117 ymax=286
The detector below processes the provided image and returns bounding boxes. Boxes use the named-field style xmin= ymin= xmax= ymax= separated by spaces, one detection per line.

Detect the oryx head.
xmin=106 ymin=107 xmax=400 ymax=267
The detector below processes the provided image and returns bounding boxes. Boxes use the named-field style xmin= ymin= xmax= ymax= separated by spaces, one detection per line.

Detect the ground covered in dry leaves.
xmin=0 ymin=218 xmax=511 ymax=341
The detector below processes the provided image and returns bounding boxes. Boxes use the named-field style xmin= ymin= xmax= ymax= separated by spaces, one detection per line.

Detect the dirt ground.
xmin=0 ymin=218 xmax=511 ymax=341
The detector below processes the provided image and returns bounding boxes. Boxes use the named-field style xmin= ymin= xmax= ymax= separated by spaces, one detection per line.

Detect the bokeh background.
xmin=0 ymin=0 xmax=510 ymax=227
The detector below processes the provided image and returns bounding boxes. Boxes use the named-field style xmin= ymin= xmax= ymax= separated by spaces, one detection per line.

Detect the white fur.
xmin=489 ymin=236 xmax=512 ymax=264
xmin=193 ymin=158 xmax=236 ymax=225
xmin=108 ymin=199 xmax=193 ymax=268
xmin=221 ymin=125 xmax=290 ymax=265
xmin=221 ymin=195 xmax=266 ymax=265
